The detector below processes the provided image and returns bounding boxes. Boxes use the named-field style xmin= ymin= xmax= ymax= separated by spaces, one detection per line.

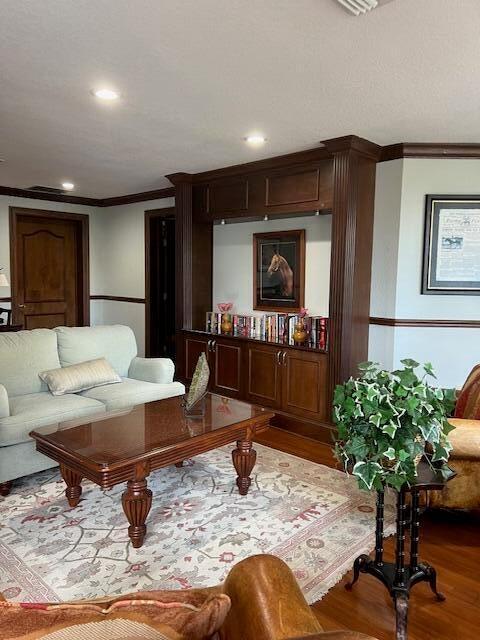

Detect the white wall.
xmin=213 ymin=214 xmax=332 ymax=317
xmin=369 ymin=158 xmax=480 ymax=388
xmin=0 ymin=194 xmax=174 ymax=356
xmin=90 ymin=197 xmax=174 ymax=355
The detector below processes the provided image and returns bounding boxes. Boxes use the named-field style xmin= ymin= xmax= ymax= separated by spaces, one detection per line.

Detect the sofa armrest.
xmin=128 ymin=357 xmax=175 ymax=385
xmin=0 ymin=384 xmax=9 ymax=419
xmin=220 ymin=554 xmax=323 ymax=640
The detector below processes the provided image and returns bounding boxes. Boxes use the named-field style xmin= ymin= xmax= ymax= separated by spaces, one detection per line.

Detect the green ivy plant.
xmin=333 ymin=359 xmax=456 ymax=492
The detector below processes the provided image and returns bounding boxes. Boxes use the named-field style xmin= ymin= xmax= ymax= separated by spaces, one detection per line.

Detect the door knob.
xmin=18 ymin=304 xmax=25 ymax=308
xmin=276 ymin=350 xmax=282 ymax=365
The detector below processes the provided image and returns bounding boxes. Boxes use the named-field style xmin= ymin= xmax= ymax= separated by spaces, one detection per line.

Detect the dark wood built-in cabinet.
xmin=183 ymin=330 xmax=329 ymax=439
xmin=168 ymin=135 xmax=380 ymax=441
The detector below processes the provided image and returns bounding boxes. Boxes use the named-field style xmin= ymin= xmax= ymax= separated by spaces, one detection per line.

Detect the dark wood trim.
xmin=99 ymin=187 xmax=175 ymax=207
xmin=0 ymin=297 xmax=11 ymax=302
xmin=144 ymin=207 xmax=176 ymax=356
xmin=380 ymin=142 xmax=480 ymax=162
xmin=370 ymin=316 xmax=480 ymax=328
xmin=90 ymin=295 xmax=146 ymax=304
xmin=0 ymin=186 xmax=174 ymax=207
xmin=0 ymin=186 xmax=103 ymax=207
xmin=9 ymin=206 xmax=90 ymax=325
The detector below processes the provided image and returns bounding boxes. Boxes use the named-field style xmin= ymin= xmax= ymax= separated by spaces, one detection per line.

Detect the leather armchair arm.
xmin=220 ymin=554 xmax=323 ymax=640
xmin=0 ymin=384 xmax=9 ymax=419
xmin=128 ymin=357 xmax=175 ymax=385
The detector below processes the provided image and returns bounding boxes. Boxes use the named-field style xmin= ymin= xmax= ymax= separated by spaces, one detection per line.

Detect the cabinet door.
xmin=210 ymin=338 xmax=243 ymax=398
xmin=281 ymin=349 xmax=328 ymax=421
xmin=244 ymin=343 xmax=282 ymax=409
xmin=184 ymin=335 xmax=210 ymax=382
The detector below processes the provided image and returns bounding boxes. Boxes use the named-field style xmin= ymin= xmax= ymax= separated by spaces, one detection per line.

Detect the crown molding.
xmin=0 ymin=185 xmax=175 ymax=208
xmin=380 ymin=143 xmax=480 ymax=162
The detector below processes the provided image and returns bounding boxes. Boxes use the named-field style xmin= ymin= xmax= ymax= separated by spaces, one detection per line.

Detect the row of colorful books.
xmin=205 ymin=312 xmax=328 ymax=349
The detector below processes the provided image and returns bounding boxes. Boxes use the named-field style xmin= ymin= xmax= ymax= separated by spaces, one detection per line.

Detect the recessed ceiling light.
xmin=62 ymin=182 xmax=75 ymax=191
xmin=244 ymin=134 xmax=267 ymax=146
xmin=92 ymin=88 xmax=120 ymax=101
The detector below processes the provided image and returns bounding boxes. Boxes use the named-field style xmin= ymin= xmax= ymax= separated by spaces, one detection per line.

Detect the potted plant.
xmin=333 ymin=359 xmax=456 ymax=491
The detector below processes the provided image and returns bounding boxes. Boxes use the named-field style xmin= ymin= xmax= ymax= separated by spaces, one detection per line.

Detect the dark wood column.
xmin=323 ymin=136 xmax=380 ymax=399
xmin=167 ymin=172 xmax=213 ymax=378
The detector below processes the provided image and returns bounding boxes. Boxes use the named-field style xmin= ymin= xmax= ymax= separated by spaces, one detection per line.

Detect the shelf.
xmin=182 ymin=328 xmax=328 ymax=354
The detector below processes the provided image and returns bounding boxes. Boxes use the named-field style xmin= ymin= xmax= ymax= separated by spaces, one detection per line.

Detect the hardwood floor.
xmin=256 ymin=428 xmax=480 ymax=640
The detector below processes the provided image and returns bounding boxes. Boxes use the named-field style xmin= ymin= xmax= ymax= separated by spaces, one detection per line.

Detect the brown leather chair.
xmin=0 ymin=555 xmax=378 ymax=640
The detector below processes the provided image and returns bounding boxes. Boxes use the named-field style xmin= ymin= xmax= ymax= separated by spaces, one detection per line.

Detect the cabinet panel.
xmin=282 ymin=349 xmax=328 ymax=421
xmin=245 ymin=343 xmax=282 ymax=409
xmin=266 ymin=168 xmax=320 ymax=207
xmin=206 ymin=179 xmax=249 ymax=216
xmin=185 ymin=336 xmax=209 ymax=382
xmin=211 ymin=339 xmax=242 ymax=398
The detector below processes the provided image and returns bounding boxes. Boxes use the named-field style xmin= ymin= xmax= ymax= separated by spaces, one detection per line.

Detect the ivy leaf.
xmin=383 ymin=447 xmax=396 ymax=461
xmin=442 ymin=420 xmax=456 ymax=435
xmin=401 ymin=358 xmax=420 ymax=369
xmin=385 ymin=472 xmax=407 ymax=491
xmin=432 ymin=444 xmax=449 ymax=463
xmin=382 ymin=421 xmax=398 ymax=439
xmin=369 ymin=412 xmax=382 ymax=428
xmin=393 ymin=369 xmax=417 ymax=388
xmin=423 ymin=362 xmax=437 ymax=379
xmin=398 ymin=449 xmax=410 ymax=462
xmin=353 ymin=461 xmax=382 ymax=491
xmin=346 ymin=435 xmax=369 ymax=458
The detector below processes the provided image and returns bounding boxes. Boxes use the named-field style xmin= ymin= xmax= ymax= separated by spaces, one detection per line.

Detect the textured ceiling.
xmin=1 ymin=0 xmax=479 ymax=198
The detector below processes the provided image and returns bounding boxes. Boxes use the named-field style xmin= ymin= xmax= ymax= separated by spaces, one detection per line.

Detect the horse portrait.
xmin=253 ymin=229 xmax=305 ymax=312
xmin=267 ymin=252 xmax=294 ymax=297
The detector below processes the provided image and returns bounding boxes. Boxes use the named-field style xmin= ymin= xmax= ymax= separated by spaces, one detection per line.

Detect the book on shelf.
xmin=205 ymin=311 xmax=328 ymax=350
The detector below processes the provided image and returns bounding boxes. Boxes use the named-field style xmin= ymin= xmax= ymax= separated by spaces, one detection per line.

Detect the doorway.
xmin=145 ymin=208 xmax=176 ymax=358
xmin=9 ymin=207 xmax=89 ymax=329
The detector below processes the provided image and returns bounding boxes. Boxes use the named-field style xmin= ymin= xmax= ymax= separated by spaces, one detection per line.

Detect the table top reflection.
xmin=30 ymin=394 xmax=272 ymax=466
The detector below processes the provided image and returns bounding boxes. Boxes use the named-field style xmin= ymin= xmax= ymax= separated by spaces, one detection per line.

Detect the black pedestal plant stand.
xmin=345 ymin=461 xmax=455 ymax=640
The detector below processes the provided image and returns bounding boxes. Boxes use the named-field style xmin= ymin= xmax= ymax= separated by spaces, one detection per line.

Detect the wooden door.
xmin=281 ymin=349 xmax=328 ymax=421
xmin=10 ymin=208 xmax=89 ymax=329
xmin=244 ymin=343 xmax=282 ymax=409
xmin=184 ymin=334 xmax=210 ymax=382
xmin=210 ymin=337 xmax=243 ymax=398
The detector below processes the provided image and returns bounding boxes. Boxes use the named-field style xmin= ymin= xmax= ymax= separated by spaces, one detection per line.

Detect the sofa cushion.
xmin=40 ymin=358 xmax=121 ymax=396
xmin=0 ymin=329 xmax=60 ymax=397
xmin=0 ymin=393 xmax=105 ymax=447
xmin=80 ymin=378 xmax=185 ymax=411
xmin=454 ymin=364 xmax=480 ymax=419
xmin=54 ymin=325 xmax=137 ymax=378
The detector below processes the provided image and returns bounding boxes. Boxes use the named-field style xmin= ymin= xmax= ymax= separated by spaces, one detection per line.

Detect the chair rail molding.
xmin=370 ymin=316 xmax=480 ymax=328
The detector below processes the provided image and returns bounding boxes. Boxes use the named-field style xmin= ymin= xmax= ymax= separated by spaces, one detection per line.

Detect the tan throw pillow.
xmin=39 ymin=358 xmax=122 ymax=396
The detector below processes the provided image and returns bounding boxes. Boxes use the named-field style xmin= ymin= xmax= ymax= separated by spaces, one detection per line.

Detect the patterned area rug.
xmin=0 ymin=444 xmax=395 ymax=604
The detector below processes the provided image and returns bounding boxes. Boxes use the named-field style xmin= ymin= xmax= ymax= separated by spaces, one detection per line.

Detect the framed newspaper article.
xmin=422 ymin=195 xmax=480 ymax=295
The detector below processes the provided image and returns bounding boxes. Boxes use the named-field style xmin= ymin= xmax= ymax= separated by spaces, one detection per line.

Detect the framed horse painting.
xmin=253 ymin=229 xmax=305 ymax=312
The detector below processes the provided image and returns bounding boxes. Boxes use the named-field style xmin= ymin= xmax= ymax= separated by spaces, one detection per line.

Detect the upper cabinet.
xmin=193 ymin=159 xmax=333 ymax=221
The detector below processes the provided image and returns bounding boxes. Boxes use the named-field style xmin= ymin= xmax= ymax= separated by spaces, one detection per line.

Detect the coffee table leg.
xmin=122 ymin=478 xmax=152 ymax=548
xmin=232 ymin=439 xmax=257 ymax=495
xmin=60 ymin=464 xmax=83 ymax=508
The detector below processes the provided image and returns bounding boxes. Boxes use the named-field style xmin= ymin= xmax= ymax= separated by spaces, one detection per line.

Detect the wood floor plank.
xmin=256 ymin=428 xmax=480 ymax=640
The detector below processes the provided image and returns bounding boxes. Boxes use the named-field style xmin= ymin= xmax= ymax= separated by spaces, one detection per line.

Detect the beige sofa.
xmin=0 ymin=325 xmax=185 ymax=493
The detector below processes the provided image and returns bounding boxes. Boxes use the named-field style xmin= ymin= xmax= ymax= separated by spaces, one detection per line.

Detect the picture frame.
xmin=253 ymin=229 xmax=305 ymax=311
xmin=422 ymin=195 xmax=480 ymax=295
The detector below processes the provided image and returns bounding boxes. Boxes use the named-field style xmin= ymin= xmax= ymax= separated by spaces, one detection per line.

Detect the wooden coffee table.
xmin=30 ymin=394 xmax=273 ymax=548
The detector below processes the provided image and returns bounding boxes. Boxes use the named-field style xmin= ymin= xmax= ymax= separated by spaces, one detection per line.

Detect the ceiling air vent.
xmin=28 ymin=185 xmax=67 ymax=195
xmin=336 ymin=0 xmax=393 ymax=15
